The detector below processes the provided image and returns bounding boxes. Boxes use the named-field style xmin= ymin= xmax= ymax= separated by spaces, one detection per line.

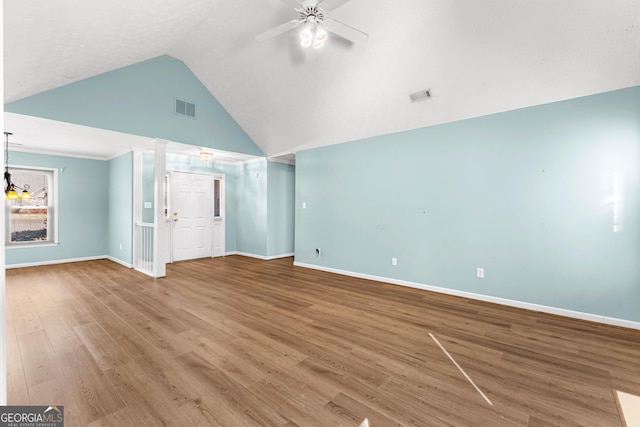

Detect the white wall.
xmin=1 ymin=3 xmax=8 ymax=405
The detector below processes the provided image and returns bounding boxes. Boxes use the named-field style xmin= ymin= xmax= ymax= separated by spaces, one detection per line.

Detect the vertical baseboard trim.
xmin=293 ymin=261 xmax=640 ymax=331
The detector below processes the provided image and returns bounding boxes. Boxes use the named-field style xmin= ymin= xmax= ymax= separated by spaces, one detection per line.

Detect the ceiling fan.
xmin=255 ymin=0 xmax=368 ymax=49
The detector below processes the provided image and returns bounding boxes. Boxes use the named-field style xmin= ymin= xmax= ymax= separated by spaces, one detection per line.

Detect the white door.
xmin=172 ymin=172 xmax=212 ymax=262
xmin=212 ymin=176 xmax=225 ymax=257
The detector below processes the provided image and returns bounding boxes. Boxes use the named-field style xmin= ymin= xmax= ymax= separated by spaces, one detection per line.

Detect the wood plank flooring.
xmin=5 ymin=256 xmax=640 ymax=426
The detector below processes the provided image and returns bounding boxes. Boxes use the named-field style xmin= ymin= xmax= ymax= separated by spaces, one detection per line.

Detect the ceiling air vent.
xmin=409 ymin=89 xmax=432 ymax=103
xmin=175 ymin=98 xmax=196 ymax=118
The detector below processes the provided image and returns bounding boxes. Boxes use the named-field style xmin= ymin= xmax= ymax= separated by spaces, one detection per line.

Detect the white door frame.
xmin=165 ymin=170 xmax=174 ymax=263
xmin=212 ymin=174 xmax=225 ymax=257
xmin=166 ymin=170 xmax=225 ymax=262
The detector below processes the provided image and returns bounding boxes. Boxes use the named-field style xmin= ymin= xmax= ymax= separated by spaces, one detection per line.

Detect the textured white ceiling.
xmin=4 ymin=0 xmax=640 ymax=158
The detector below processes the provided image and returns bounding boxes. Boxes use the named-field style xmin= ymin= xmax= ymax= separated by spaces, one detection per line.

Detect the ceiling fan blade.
xmin=255 ymin=20 xmax=302 ymax=42
xmin=279 ymin=0 xmax=305 ymax=8
xmin=317 ymin=0 xmax=353 ymax=12
xmin=324 ymin=18 xmax=368 ymax=44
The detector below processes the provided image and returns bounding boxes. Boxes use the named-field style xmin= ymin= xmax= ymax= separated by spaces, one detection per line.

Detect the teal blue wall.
xmin=107 ymin=152 xmax=133 ymax=264
xmin=3 ymin=54 xmax=284 ymax=262
xmin=237 ymin=160 xmax=268 ymax=256
xmin=142 ymin=152 xmax=155 ymax=223
xmin=6 ymin=151 xmax=109 ymax=265
xmin=5 ymin=55 xmax=263 ymax=156
xmin=5 ymin=150 xmax=263 ymax=266
xmin=267 ymin=161 xmax=295 ymax=256
xmin=295 ymin=86 xmax=640 ymax=322
xmin=234 ymin=159 xmax=295 ymax=258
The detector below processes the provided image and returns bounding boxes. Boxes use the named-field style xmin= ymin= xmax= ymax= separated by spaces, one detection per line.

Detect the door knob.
xmin=173 ymin=212 xmax=178 ymax=216
xmin=173 ymin=218 xmax=178 ymax=222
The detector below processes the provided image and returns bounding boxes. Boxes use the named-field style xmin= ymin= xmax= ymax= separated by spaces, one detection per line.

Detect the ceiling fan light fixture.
xmin=300 ymin=22 xmax=313 ymax=37
xmin=301 ymin=22 xmax=327 ymax=48
xmin=300 ymin=22 xmax=314 ymax=47
xmin=255 ymin=0 xmax=368 ymax=51
xmin=315 ymin=26 xmax=327 ymax=41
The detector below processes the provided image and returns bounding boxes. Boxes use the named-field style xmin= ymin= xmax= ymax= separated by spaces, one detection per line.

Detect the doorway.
xmin=170 ymin=171 xmax=225 ymax=262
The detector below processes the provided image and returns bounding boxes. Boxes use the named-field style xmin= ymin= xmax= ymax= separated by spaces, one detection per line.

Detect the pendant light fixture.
xmin=21 ymin=186 xmax=31 ymax=200
xmin=199 ymin=151 xmax=214 ymax=162
xmin=4 ymin=132 xmax=31 ymax=200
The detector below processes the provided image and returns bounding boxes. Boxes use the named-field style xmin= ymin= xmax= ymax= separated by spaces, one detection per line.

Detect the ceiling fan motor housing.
xmin=298 ymin=5 xmax=325 ymax=24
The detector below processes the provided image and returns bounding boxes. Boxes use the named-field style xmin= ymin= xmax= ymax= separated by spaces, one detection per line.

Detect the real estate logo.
xmin=0 ymin=406 xmax=64 ymax=427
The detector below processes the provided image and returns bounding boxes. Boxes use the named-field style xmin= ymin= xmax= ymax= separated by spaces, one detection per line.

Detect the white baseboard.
xmin=232 ymin=252 xmax=295 ymax=261
xmin=6 ymin=255 xmax=107 ymax=269
xmin=293 ymin=261 xmax=640 ymax=331
xmin=6 ymin=255 xmax=134 ymax=270
xmin=105 ymin=256 xmax=133 ymax=269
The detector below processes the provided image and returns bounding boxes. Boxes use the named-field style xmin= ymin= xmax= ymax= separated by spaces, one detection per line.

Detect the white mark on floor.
xmin=429 ymin=332 xmax=493 ymax=406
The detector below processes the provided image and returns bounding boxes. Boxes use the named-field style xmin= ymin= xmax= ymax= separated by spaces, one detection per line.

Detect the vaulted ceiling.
xmin=4 ymin=0 xmax=640 ymax=158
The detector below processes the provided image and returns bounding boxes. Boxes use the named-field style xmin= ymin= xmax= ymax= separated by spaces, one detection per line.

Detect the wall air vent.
xmin=175 ymin=98 xmax=196 ymax=118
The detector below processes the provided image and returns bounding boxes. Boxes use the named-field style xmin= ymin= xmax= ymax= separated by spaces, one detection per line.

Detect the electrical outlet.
xmin=476 ymin=268 xmax=485 ymax=279
xmin=119 ymin=243 xmax=123 ymax=250
xmin=392 ymin=257 xmax=398 ymax=266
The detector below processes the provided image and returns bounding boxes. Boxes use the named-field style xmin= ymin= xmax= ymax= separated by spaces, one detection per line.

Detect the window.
xmin=213 ymin=178 xmax=221 ymax=218
xmin=6 ymin=166 xmax=57 ymax=246
xmin=164 ymin=173 xmax=170 ymax=219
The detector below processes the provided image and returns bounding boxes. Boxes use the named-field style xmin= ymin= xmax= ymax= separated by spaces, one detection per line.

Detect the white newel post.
xmin=152 ymin=139 xmax=169 ymax=278
xmin=132 ymin=149 xmax=143 ymax=272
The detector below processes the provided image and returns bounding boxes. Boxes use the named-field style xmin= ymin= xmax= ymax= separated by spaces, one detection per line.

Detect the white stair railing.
xmin=134 ymin=222 xmax=155 ymax=276
xmin=132 ymin=142 xmax=168 ymax=279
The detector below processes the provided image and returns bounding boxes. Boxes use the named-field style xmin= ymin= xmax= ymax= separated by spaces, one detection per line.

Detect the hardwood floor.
xmin=5 ymin=256 xmax=640 ymax=426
